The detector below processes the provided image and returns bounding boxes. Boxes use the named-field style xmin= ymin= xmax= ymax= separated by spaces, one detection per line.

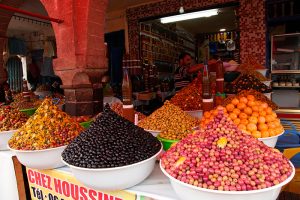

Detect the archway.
xmin=4 ymin=0 xmax=57 ymax=92
xmin=0 ymin=0 xmax=109 ymax=115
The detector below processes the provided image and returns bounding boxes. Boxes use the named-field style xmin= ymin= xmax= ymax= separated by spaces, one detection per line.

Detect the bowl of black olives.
xmin=61 ymin=104 xmax=163 ymax=191
xmin=62 ymin=145 xmax=162 ymax=191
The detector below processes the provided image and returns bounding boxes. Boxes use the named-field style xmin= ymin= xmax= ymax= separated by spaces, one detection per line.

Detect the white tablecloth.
xmin=0 ymin=150 xmax=19 ymax=200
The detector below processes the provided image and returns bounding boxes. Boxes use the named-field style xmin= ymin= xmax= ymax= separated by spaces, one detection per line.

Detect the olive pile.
xmin=62 ymin=105 xmax=161 ymax=169
xmin=0 ymin=106 xmax=28 ymax=131
xmin=225 ymin=74 xmax=272 ymax=94
xmin=8 ymin=98 xmax=83 ymax=150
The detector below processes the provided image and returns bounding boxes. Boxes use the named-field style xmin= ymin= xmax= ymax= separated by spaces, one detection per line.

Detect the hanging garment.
xmin=227 ymin=40 xmax=236 ymax=51
xmin=2 ymin=38 xmax=9 ymax=68
xmin=30 ymin=32 xmax=44 ymax=50
xmin=41 ymin=57 xmax=55 ymax=77
xmin=7 ymin=57 xmax=23 ymax=92
xmin=8 ymin=38 xmax=26 ymax=55
xmin=209 ymin=42 xmax=217 ymax=54
xmin=43 ymin=40 xmax=55 ymax=57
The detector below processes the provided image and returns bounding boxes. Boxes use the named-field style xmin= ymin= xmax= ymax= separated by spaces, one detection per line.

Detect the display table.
xmin=1 ymin=150 xmax=298 ymax=200
xmin=25 ymin=163 xmax=178 ymax=200
xmin=0 ymin=150 xmax=178 ymax=200
xmin=0 ymin=151 xmax=19 ymax=200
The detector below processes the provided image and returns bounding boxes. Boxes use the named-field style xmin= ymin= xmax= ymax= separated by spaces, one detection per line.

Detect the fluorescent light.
xmin=160 ymin=9 xmax=218 ymax=24
xmin=220 ymin=28 xmax=226 ymax=32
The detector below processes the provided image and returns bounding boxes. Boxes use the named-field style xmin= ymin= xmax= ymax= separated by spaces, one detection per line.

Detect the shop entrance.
xmin=4 ymin=0 xmax=59 ymax=93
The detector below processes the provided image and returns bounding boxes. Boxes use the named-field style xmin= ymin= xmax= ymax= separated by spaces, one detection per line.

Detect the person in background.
xmin=174 ymin=52 xmax=221 ymax=92
xmin=27 ymin=59 xmax=40 ymax=91
xmin=3 ymin=82 xmax=12 ymax=104
xmin=0 ymin=83 xmax=5 ymax=103
xmin=174 ymin=52 xmax=203 ymax=92
xmin=0 ymin=70 xmax=8 ymax=103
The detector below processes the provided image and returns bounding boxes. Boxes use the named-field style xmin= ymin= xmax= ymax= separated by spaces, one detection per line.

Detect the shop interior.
xmin=138 ymin=5 xmax=239 ymax=91
xmin=106 ymin=5 xmax=240 ymax=114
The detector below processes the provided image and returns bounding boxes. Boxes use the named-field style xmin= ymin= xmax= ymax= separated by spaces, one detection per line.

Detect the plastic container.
xmin=258 ymin=130 xmax=284 ymax=148
xmin=144 ymin=129 xmax=161 ymax=137
xmin=123 ymin=104 xmax=134 ymax=122
xmin=184 ymin=110 xmax=203 ymax=119
xmin=202 ymin=98 xmax=214 ymax=112
xmin=0 ymin=130 xmax=17 ymax=150
xmin=61 ymin=145 xmax=162 ymax=191
xmin=216 ymin=79 xmax=224 ymax=93
xmin=80 ymin=120 xmax=93 ymax=129
xmin=216 ymin=60 xmax=224 ymax=79
xmin=9 ymin=145 xmax=67 ymax=169
xmin=157 ymin=135 xmax=179 ymax=151
xmin=19 ymin=108 xmax=37 ymax=116
xmin=160 ymin=161 xmax=295 ymax=200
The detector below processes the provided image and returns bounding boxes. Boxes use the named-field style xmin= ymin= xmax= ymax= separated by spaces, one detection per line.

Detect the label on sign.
xmin=26 ymin=168 xmax=137 ymax=200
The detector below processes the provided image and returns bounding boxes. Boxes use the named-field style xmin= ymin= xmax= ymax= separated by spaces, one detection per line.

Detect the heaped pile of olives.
xmin=62 ymin=105 xmax=161 ymax=169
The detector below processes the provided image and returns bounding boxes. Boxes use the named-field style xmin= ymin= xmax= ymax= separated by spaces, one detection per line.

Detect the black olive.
xmin=62 ymin=105 xmax=161 ymax=169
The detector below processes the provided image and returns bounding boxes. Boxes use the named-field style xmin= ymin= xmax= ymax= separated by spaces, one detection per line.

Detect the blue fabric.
xmin=41 ymin=57 xmax=55 ymax=77
xmin=7 ymin=57 xmax=23 ymax=92
xmin=8 ymin=38 xmax=26 ymax=55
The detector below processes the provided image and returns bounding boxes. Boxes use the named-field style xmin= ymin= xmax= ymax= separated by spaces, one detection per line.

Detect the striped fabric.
xmin=174 ymin=66 xmax=190 ymax=91
xmin=7 ymin=57 xmax=23 ymax=92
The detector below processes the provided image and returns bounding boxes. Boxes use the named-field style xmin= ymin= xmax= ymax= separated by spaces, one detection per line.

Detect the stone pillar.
xmin=0 ymin=0 xmax=108 ymax=115
xmin=40 ymin=0 xmax=109 ymax=116
xmin=63 ymin=85 xmax=94 ymax=116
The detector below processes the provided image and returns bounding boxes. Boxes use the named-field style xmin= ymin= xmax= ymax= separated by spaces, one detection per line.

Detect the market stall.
xmin=0 ymin=68 xmax=299 ymax=200
xmin=0 ymin=0 xmax=300 ymax=199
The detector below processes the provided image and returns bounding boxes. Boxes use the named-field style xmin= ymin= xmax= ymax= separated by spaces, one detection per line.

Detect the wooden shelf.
xmin=271 ymin=70 xmax=300 ymax=74
xmin=272 ymin=86 xmax=300 ymax=88
xmin=140 ymin=27 xmax=196 ymax=66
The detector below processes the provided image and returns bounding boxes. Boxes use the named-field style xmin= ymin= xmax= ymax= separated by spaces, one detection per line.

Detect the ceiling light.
xmin=220 ymin=28 xmax=226 ymax=32
xmin=160 ymin=9 xmax=218 ymax=24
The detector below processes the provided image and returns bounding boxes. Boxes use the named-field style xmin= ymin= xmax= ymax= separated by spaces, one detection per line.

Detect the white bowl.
xmin=256 ymin=69 xmax=268 ymax=77
xmin=226 ymin=94 xmax=236 ymax=98
xmin=9 ymin=145 xmax=67 ymax=169
xmin=262 ymin=81 xmax=272 ymax=87
xmin=62 ymin=145 xmax=162 ymax=191
xmin=224 ymin=64 xmax=239 ymax=72
xmin=263 ymin=92 xmax=272 ymax=100
xmin=160 ymin=161 xmax=295 ymax=200
xmin=0 ymin=130 xmax=17 ymax=150
xmin=185 ymin=110 xmax=203 ymax=119
xmin=144 ymin=129 xmax=161 ymax=137
xmin=34 ymin=91 xmax=52 ymax=98
xmin=258 ymin=131 xmax=284 ymax=148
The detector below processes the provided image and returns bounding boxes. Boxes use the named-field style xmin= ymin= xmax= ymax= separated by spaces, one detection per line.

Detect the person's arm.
xmin=187 ymin=64 xmax=204 ymax=74
xmin=187 ymin=60 xmax=219 ymax=74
